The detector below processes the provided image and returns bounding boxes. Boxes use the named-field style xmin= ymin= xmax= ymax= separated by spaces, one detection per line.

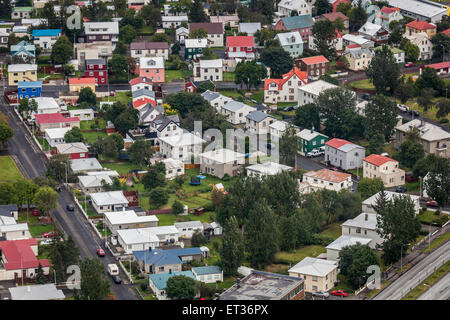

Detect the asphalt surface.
xmin=373 ymin=240 xmax=450 ymax=300
xmin=0 ymin=97 xmax=140 ymax=300
xmin=417 ymin=272 xmax=450 ymax=300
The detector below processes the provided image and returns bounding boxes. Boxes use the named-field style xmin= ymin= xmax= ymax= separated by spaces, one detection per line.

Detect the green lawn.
xmin=29 ymin=223 xmax=55 ymax=237
xmin=223 ymin=72 xmax=235 ymax=82
xmin=80 ymin=118 xmax=107 ymax=130
xmin=399 ymin=98 xmax=450 ymax=122
xmin=349 ymin=79 xmax=375 ymax=90
xmin=99 ymin=91 xmax=131 ymax=106
xmin=0 ymin=156 xmax=24 ymax=182
xmin=275 ymin=245 xmax=327 ymax=264
xmin=422 ymin=232 xmax=450 ymax=253
xmin=320 ymin=223 xmax=342 ymax=240
xmin=165 ymin=69 xmax=192 ymax=82
xmin=418 ymin=210 xmax=448 ymax=225
xmin=219 ymin=90 xmax=244 ymax=99
xmin=250 ymin=91 xmax=264 ymax=103
xmin=334 ymin=274 xmax=356 ymax=293
xmin=100 ymin=161 xmax=141 ymax=175
xmin=82 ymin=131 xmax=108 ymax=143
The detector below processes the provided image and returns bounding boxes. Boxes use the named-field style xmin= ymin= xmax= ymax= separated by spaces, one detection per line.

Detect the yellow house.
xmin=405 ymin=20 xmax=437 ymax=40
xmin=363 ymin=154 xmax=405 ymax=188
xmin=344 ymin=48 xmax=374 ymax=71
xmin=68 ymin=77 xmax=96 ymax=93
xmin=8 ymin=64 xmax=37 ymax=86
xmin=288 ymin=257 xmax=338 ymax=293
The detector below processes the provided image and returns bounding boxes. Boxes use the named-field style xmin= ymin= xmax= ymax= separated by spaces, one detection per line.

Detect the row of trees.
xmin=0 ymin=112 xmax=14 ymax=149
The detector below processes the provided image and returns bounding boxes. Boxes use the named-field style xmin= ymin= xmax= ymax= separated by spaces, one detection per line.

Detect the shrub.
xmin=140 ymin=283 xmax=148 ymax=291
xmin=439 ymin=118 xmax=449 ymax=124
xmin=311 ymin=234 xmax=335 ymax=246
xmin=222 ymin=174 xmax=231 ymax=181
xmin=203 ymin=201 xmax=214 ymax=212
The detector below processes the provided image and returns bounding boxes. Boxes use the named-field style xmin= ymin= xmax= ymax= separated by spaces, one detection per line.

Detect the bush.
xmin=198 ymin=186 xmax=212 ymax=193
xmin=439 ymin=118 xmax=449 ymax=124
xmin=140 ymin=283 xmax=148 ymax=291
xmin=203 ymin=201 xmax=214 ymax=212
xmin=439 ymin=215 xmax=449 ymax=226
xmin=311 ymin=234 xmax=335 ymax=246
xmin=222 ymin=174 xmax=231 ymax=181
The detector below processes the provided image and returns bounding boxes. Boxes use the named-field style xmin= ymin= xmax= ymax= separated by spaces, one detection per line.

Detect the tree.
xmin=0 ymin=120 xmax=14 ymax=148
xmin=314 ymin=0 xmax=332 ymax=16
xmin=50 ymin=35 xmax=73 ymax=65
xmin=402 ymin=40 xmax=420 ymax=62
xmin=189 ymin=0 xmax=208 ymax=22
xmin=75 ymin=258 xmax=110 ymax=300
xmin=417 ymin=88 xmax=436 ymax=112
xmin=152 ymin=32 xmax=169 ymax=42
xmin=336 ymin=2 xmax=352 ymax=16
xmin=18 ymin=98 xmax=38 ymax=119
xmin=220 ymin=216 xmax=245 ymax=275
xmin=279 ymin=126 xmax=302 ymax=167
xmin=312 ymin=19 xmax=338 ymax=59
xmin=260 ymin=47 xmax=294 ymax=78
xmin=278 ymin=215 xmax=298 ymax=251
xmin=245 ymin=201 xmax=278 ymax=268
xmin=294 ymin=103 xmax=320 ymax=130
xmin=412 ymin=154 xmax=440 ymax=178
xmin=196 ymin=81 xmax=216 ymax=93
xmin=189 ymin=28 xmax=208 ymax=39
xmin=166 ymin=275 xmax=196 ymax=299
xmin=148 ymin=187 xmax=168 ymax=208
xmin=109 ymin=133 xmax=124 ymax=153
xmin=339 ymin=243 xmax=379 ymax=289
xmin=103 ymin=101 xmax=127 ymax=123
xmin=142 ymin=169 xmax=166 ymax=190
xmin=171 ymin=200 xmax=184 ymax=215
xmin=338 ymin=190 xmax=362 ymax=221
xmin=376 ymin=194 xmax=421 ymax=265
xmin=77 ymin=87 xmax=97 ymax=106
xmin=114 ymin=108 xmax=139 ymax=134
xmin=119 ymin=24 xmax=137 ymax=44
xmin=395 ymin=76 xmax=414 ymax=104
xmin=113 ymin=41 xmax=127 ymax=55
xmin=388 ymin=20 xmax=405 ymax=47
xmin=415 ymin=67 xmax=444 ymax=95
xmin=357 ymin=177 xmax=384 ymax=200
xmin=348 ymin=0 xmax=368 ymax=31
xmin=436 ymin=98 xmax=450 ymax=119
xmin=191 ymin=229 xmax=207 ymax=247
xmin=138 ymin=4 xmax=161 ymax=29
xmin=165 ymin=92 xmax=210 ymax=118
xmin=431 ymin=33 xmax=450 ymax=59
xmin=364 ymin=94 xmax=398 ymax=140
xmin=13 ymin=179 xmax=38 ymax=213
xmin=424 ymin=157 xmax=450 ymax=210
xmin=318 ymin=74 xmax=339 ymax=85
xmin=265 ymin=171 xmax=301 ymax=217
xmin=46 ymin=154 xmax=71 ymax=182
xmin=398 ymin=129 xmax=425 ymax=169
xmin=235 ymin=60 xmax=267 ymax=90
xmin=102 ymin=136 xmax=119 ymax=158
xmin=110 ymin=54 xmax=128 ymax=78
xmin=35 ymin=263 xmax=47 ymax=284
xmin=368 ymin=133 xmax=385 ymax=155
xmin=64 ymin=127 xmax=84 ymax=143
xmin=0 ymin=0 xmax=12 ymax=19
xmin=129 ymin=139 xmax=153 ymax=169
xmin=366 ymin=45 xmax=401 ymax=94
xmin=33 ymin=187 xmax=58 ymax=216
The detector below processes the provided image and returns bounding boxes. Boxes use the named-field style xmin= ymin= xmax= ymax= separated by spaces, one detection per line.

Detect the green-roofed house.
xmin=192 ymin=266 xmax=223 ymax=283
xmin=149 ymin=271 xmax=196 ymax=300
xmin=297 ymin=128 xmax=329 ymax=156
xmin=274 ymin=15 xmax=314 ymax=43
xmin=12 ymin=7 xmax=33 ymax=20
xmin=373 ymin=45 xmax=405 ymax=64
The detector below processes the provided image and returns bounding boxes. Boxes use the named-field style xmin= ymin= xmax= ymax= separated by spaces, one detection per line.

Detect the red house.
xmin=84 ymin=58 xmax=108 ymax=85
xmin=226 ymin=36 xmax=255 ymax=60
xmin=329 ymin=0 xmax=350 ymax=13
xmin=55 ymin=142 xmax=89 ymax=159
xmin=35 ymin=113 xmax=80 ymax=131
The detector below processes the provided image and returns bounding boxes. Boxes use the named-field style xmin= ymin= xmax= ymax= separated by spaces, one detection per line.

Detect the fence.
xmin=355 ymin=279 xmax=376 ymax=296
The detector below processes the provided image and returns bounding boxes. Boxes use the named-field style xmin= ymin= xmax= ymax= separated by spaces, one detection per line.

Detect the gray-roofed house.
xmin=174 ymin=220 xmax=204 ymax=239
xmin=238 ymin=23 xmax=261 ymax=36
xmin=139 ymin=103 xmax=165 ymax=125
xmin=130 ymin=41 xmax=170 ymax=60
xmin=274 ymin=15 xmax=314 ymax=42
xmin=276 ymin=31 xmax=303 ymax=58
xmin=326 ymin=235 xmax=372 ymax=261
xmin=132 ymin=88 xmax=157 ymax=109
xmin=245 ymin=110 xmax=276 ymax=135
xmin=297 ymin=128 xmax=329 ymax=155
xmin=341 ymin=212 xmax=384 ymax=248
xmin=362 ymin=191 xmax=420 ymax=215
xmin=201 ymin=90 xmax=233 ymax=112
xmin=0 ymin=205 xmax=19 ymax=220
xmin=288 ymin=257 xmax=338 ymax=293
xmin=344 ymin=48 xmax=374 ymax=71
xmin=220 ymin=101 xmax=256 ymax=124
xmin=192 ymin=266 xmax=223 ymax=283
xmin=70 ymin=158 xmax=103 ymax=173
xmin=90 ymin=191 xmax=129 ymax=213
xmin=324 ymin=138 xmax=365 ymax=170
xmin=9 ymin=284 xmax=65 ymax=300
xmin=78 ymin=174 xmax=112 ymax=194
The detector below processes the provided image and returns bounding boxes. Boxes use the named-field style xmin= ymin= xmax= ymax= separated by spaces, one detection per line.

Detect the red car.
xmin=96 ymin=249 xmax=106 ymax=257
xmin=42 ymin=231 xmax=55 ymax=238
xmin=404 ymin=62 xmax=414 ymax=68
xmin=426 ymin=200 xmax=439 ymax=207
xmin=32 ymin=209 xmax=39 ymax=216
xmin=331 ymin=290 xmax=348 ymax=297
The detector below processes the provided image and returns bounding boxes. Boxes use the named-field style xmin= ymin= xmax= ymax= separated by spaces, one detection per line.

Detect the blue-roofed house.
xmin=18 ymin=81 xmax=42 ymax=99
xmin=32 ymin=29 xmax=62 ymax=51
xmin=149 ymin=270 xmax=196 ymax=300
xmin=11 ymin=41 xmax=36 ymax=63
xmin=164 ymin=247 xmax=203 ymax=263
xmin=134 ymin=248 xmax=182 ymax=274
xmin=192 ymin=266 xmax=223 ymax=283
xmin=275 ymin=15 xmax=314 ymax=43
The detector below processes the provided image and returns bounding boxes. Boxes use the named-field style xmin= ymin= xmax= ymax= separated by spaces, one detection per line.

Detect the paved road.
xmin=417 ymin=272 xmax=450 ymax=300
xmin=373 ymin=240 xmax=450 ymax=300
xmin=0 ymin=98 xmax=140 ymax=300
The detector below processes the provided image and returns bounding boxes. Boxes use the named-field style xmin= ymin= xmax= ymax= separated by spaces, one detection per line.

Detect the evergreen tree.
xmin=220 ymin=216 xmax=245 ymax=276
xmin=189 ymin=0 xmax=208 ymax=22
xmin=35 ymin=263 xmax=48 ymax=284
xmin=366 ymin=45 xmax=401 ymax=95
xmin=51 ymin=35 xmax=73 ymax=65
xmin=364 ymin=94 xmax=398 ymax=140
xmin=424 ymin=157 xmax=450 ymax=210
xmin=191 ymin=229 xmax=207 ymax=247
xmin=76 ymin=258 xmax=111 ymax=300
xmin=166 ymin=275 xmax=196 ymax=299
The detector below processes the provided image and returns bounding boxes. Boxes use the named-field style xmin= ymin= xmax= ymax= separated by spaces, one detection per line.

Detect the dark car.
xmin=283 ymin=106 xmax=294 ymax=112
xmin=66 ymin=204 xmax=75 ymax=211
xmin=410 ymin=110 xmax=420 ymax=117
xmin=112 ymin=275 xmax=122 ymax=284
xmin=395 ymin=186 xmax=407 ymax=193
xmin=361 ymin=93 xmax=371 ymax=101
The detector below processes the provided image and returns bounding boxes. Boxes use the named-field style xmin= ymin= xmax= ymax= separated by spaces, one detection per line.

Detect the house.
xmin=69 ymin=108 xmax=94 ymax=121
xmin=358 ymin=22 xmax=389 ymax=44
xmin=276 ymin=0 xmax=312 ymax=18
xmin=130 ymin=77 xmax=155 ymax=92
xmin=55 ymin=142 xmax=89 ymax=160
xmin=32 ymin=29 xmax=61 ymax=51
xmin=12 ymin=25 xmax=29 ymax=38
xmin=133 ymin=89 xmax=157 ymax=109
xmin=319 ymin=11 xmax=349 ymax=33
xmin=138 ymin=104 xmax=164 ymax=124
xmin=174 ymin=221 xmax=204 ymax=239
xmin=0 ymin=217 xmax=31 ymax=241
xmin=117 ymin=226 xmax=180 ymax=254
xmin=175 ymin=27 xmax=189 ymax=44
xmin=8 ymin=64 xmax=37 ymax=86
xmin=30 ymin=97 xmax=60 ymax=117
xmin=324 ymin=138 xmax=365 ymax=170
xmin=149 ymin=271 xmax=196 ymax=300
xmin=9 ymin=284 xmax=65 ymax=300
xmin=192 ymin=266 xmax=223 ymax=284
xmin=189 ymin=23 xmax=224 ymax=47
xmin=302 ymin=168 xmax=353 ymax=192
xmin=138 ymin=57 xmax=165 ymax=83
xmin=328 ymin=0 xmax=350 ymax=13
xmin=74 ymin=41 xmax=113 ymax=66
xmin=344 ymin=48 xmax=374 ymax=71
xmin=11 ymin=7 xmax=33 ymax=19
xmin=220 ymin=100 xmax=256 ymax=124
xmin=86 ymin=170 xmax=119 ymax=178
xmin=193 ymin=59 xmax=223 ymax=82
xmin=363 ymin=154 xmax=405 ymax=188
xmin=203 ymin=221 xmax=223 ymax=237
xmin=161 ymin=158 xmax=185 ymax=179
xmin=377 ymin=6 xmax=403 ymax=31
xmin=80 ymin=22 xmax=119 ymax=49
xmin=201 ymin=90 xmax=233 ymax=112
xmin=104 ymin=210 xmax=158 ymax=236
xmin=246 ymin=161 xmax=293 ymax=178
xmin=185 ymin=38 xmax=209 ymax=60
xmin=373 ymin=45 xmax=405 ymax=64
xmin=341 ymin=213 xmax=384 ymax=248
xmin=0 ymin=205 xmax=18 ymax=220
xmin=297 ymin=128 xmax=329 ymax=155
xmin=420 ymin=61 xmax=450 ymax=75
xmin=362 ymin=191 xmax=421 ymax=215
xmin=44 ymin=127 xmax=71 ymax=147
xmin=130 ymin=42 xmax=170 ymax=60
xmin=226 ymin=36 xmax=255 ymax=60
xmin=394 ymin=119 xmax=450 ymax=158
xmin=269 ymin=120 xmax=296 ymax=138
xmin=245 ymin=110 xmax=276 ymax=135
xmin=17 ymin=81 xmax=42 ymax=99
xmin=219 ymin=270 xmax=305 ymax=300
xmin=308 ymin=29 xmax=343 ymax=53
xmin=78 ymin=174 xmax=113 ymax=194
xmin=238 ymin=23 xmax=261 ymax=36
xmin=441 ymin=28 xmax=450 ymax=37
xmin=185 ymin=80 xmax=216 ymax=93
xmin=149 ymin=115 xmax=182 ymax=138
xmin=264 ymin=66 xmax=308 ymax=103
xmin=276 ymin=32 xmax=303 ymax=58
xmin=274 ymin=15 xmax=314 ymax=43
xmin=162 ymin=15 xmax=188 ymax=29
xmin=406 ymin=20 xmax=437 ymax=39
xmin=210 ymin=15 xmax=240 ymax=28
xmin=69 ymin=77 xmax=96 ymax=93
xmin=84 ymin=58 xmax=108 ymax=85
xmin=90 ymin=191 xmax=129 ymax=213
xmin=21 ymin=18 xmax=47 ymax=27
xmin=297 ymin=80 xmax=339 ymax=107
xmin=34 ymin=113 xmax=80 ymax=131
xmin=288 ymin=257 xmax=337 ymax=293
xmin=11 ymin=41 xmax=36 ymax=63
xmin=298 ymin=56 xmax=329 ymax=81
xmin=404 ymin=32 xmax=432 ymax=61
xmin=199 ymin=148 xmax=246 ymax=179
xmin=0 ymin=30 xmax=9 ymax=48
xmin=70 ymin=158 xmax=103 ymax=174
xmin=385 ymin=0 xmax=446 ymax=23
xmin=342 ymin=34 xmax=374 ymax=49
xmin=134 ymin=248 xmax=182 ymax=275
xmin=158 ymin=132 xmax=205 ymax=162
xmin=0 ymin=239 xmax=50 ymax=281
xmin=326 ymin=235 xmax=372 ymax=261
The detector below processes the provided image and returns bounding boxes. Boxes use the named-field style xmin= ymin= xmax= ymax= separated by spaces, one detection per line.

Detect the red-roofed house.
xmin=442 ymin=28 xmax=450 ymax=37
xmin=69 ymin=77 xmax=96 ymax=93
xmin=325 ymin=138 xmax=365 ymax=170
xmin=264 ymin=66 xmax=308 ymax=103
xmin=363 ymin=154 xmax=405 ymax=187
xmin=329 ymin=0 xmax=350 ymax=13
xmin=406 ymin=20 xmax=437 ymax=39
xmin=420 ymin=61 xmax=450 ymax=75
xmin=0 ymin=238 xmax=50 ymax=281
xmin=378 ymin=7 xmax=402 ymax=30
xmin=302 ymin=168 xmax=352 ymax=193
xmin=298 ymin=55 xmax=330 ymax=81
xmin=226 ymin=36 xmax=255 ymax=60
xmin=35 ymin=113 xmax=80 ymax=131
xmin=55 ymin=142 xmax=89 ymax=159
xmin=320 ymin=12 xmax=349 ymax=33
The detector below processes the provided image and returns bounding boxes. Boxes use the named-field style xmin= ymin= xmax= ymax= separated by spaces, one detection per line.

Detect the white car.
xmin=397 ymin=104 xmax=409 ymax=112
xmin=40 ymin=239 xmax=53 ymax=245
xmin=306 ymin=149 xmax=322 ymax=158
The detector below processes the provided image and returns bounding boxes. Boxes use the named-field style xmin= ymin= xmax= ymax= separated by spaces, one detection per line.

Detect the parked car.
xmin=306 ymin=149 xmax=322 ymax=158
xmin=426 ymin=200 xmax=439 ymax=207
xmin=404 ymin=62 xmax=414 ymax=68
xmin=112 ymin=275 xmax=122 ymax=284
xmin=410 ymin=110 xmax=420 ymax=117
xmin=331 ymin=290 xmax=348 ymax=297
xmin=395 ymin=186 xmax=407 ymax=193
xmin=32 ymin=209 xmax=40 ymax=216
xmin=66 ymin=204 xmax=75 ymax=211
xmin=96 ymin=248 xmax=106 ymax=257
xmin=40 ymin=239 xmax=54 ymax=245
xmin=42 ymin=231 xmax=55 ymax=238
xmin=361 ymin=93 xmax=371 ymax=101
xmin=312 ymin=291 xmax=329 ymax=298
xmin=397 ymin=104 xmax=409 ymax=112
xmin=283 ymin=106 xmax=294 ymax=112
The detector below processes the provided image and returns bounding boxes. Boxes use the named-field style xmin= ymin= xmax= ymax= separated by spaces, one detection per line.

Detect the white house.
xmin=0 ymin=218 xmax=31 ymax=241
xmin=276 ymin=31 xmax=303 ymax=58
xmin=117 ymin=228 xmax=161 ymax=254
xmin=189 ymin=22 xmax=224 ymax=47
xmin=82 ymin=21 xmax=119 ymax=50
xmin=342 ymin=34 xmax=375 ymax=49
xmin=105 ymin=210 xmax=158 ymax=236
xmin=246 ymin=161 xmax=293 ymax=178
xmin=362 ymin=191 xmax=421 ymax=215
xmin=192 ymin=266 xmax=223 ymax=284
xmin=158 ymin=132 xmax=205 ymax=162
xmin=405 ymin=32 xmax=432 ymax=61
xmin=341 ymin=213 xmax=384 ymax=248
xmin=288 ymin=257 xmax=338 ymax=293
xmin=264 ymin=66 xmax=308 ymax=104
xmin=277 ymin=0 xmax=312 ymax=18
xmin=324 ymin=138 xmax=366 ymax=170
xmin=302 ymin=168 xmax=353 ymax=193
xmin=31 ymin=97 xmax=60 ymax=117
xmin=245 ymin=110 xmax=276 ymax=135
xmin=220 ymin=101 xmax=256 ymax=125
xmin=193 ymin=59 xmax=223 ymax=82
xmin=44 ymin=127 xmax=71 ymax=147
xmin=326 ymin=235 xmax=372 ymax=261
xmin=201 ymin=90 xmax=233 ymax=112
xmin=90 ymin=191 xmax=129 ymax=213
xmin=161 ymin=158 xmax=185 ymax=179
xmin=174 ymin=221 xmax=204 ymax=239
xmin=297 ymin=80 xmax=339 ymax=107
xmin=69 ymin=108 xmax=94 ymax=121
xmin=9 ymin=283 xmax=65 ymax=300
xmin=78 ymin=174 xmax=112 ymax=194
xmin=176 ymin=27 xmax=189 ymax=44
xmin=269 ymin=120 xmax=298 ymax=138
xmin=162 ymin=15 xmax=188 ymax=29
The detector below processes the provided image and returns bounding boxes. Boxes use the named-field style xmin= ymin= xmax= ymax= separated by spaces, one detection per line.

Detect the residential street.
xmin=0 ymin=97 xmax=140 ymax=300
xmin=417 ymin=272 xmax=450 ymax=300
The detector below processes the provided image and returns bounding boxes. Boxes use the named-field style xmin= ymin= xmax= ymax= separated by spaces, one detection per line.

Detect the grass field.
xmin=82 ymin=131 xmax=108 ymax=143
xmin=99 ymin=92 xmax=131 ymax=105
xmin=165 ymin=69 xmax=192 ymax=82
xmin=0 ymin=156 xmax=24 ymax=182
xmin=223 ymin=72 xmax=235 ymax=82
xmin=349 ymin=79 xmax=375 ymax=90
xmin=218 ymin=90 xmax=244 ymax=99
xmin=101 ymin=161 xmax=141 ymax=175
xmin=320 ymin=223 xmax=342 ymax=240
xmin=80 ymin=118 xmax=107 ymax=130
xmin=29 ymin=223 xmax=54 ymax=237
xmin=275 ymin=245 xmax=327 ymax=264
xmin=417 ymin=210 xmax=446 ymax=225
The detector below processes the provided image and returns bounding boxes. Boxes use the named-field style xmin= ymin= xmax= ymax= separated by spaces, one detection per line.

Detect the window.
xmin=356 ymin=228 xmax=361 ymax=234
xmin=312 ymin=276 xmax=318 ymax=281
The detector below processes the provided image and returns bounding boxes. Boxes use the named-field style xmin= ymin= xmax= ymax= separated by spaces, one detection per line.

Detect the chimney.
xmin=365 ymin=213 xmax=368 ymax=221
xmin=169 ymin=269 xmax=172 ymax=274
xmin=148 ymin=247 xmax=152 ymax=252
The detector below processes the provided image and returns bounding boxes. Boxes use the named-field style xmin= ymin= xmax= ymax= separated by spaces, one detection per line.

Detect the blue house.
xmin=11 ymin=41 xmax=36 ymax=63
xmin=134 ymin=247 xmax=203 ymax=274
xmin=32 ymin=29 xmax=62 ymax=51
xmin=18 ymin=81 xmax=42 ymax=99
